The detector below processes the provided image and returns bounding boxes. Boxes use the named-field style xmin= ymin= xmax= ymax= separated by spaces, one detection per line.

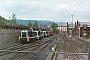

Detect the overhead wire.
xmin=73 ymin=0 xmax=83 ymax=15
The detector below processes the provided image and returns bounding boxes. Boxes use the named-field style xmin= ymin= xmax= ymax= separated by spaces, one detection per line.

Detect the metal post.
xmin=79 ymin=27 xmax=80 ymax=37
xmin=67 ymin=22 xmax=69 ymax=35
xmin=88 ymin=41 xmax=90 ymax=60
xmin=61 ymin=20 xmax=62 ymax=35
xmin=18 ymin=20 xmax=19 ymax=30
xmin=71 ymin=15 xmax=73 ymax=36
xmin=2 ymin=17 xmax=4 ymax=29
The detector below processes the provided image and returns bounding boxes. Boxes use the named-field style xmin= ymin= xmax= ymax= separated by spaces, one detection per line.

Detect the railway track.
xmin=0 ymin=35 xmax=58 ymax=60
xmin=14 ymin=36 xmax=56 ymax=60
xmin=66 ymin=36 xmax=89 ymax=53
xmin=67 ymin=39 xmax=88 ymax=52
xmin=61 ymin=35 xmax=87 ymax=60
xmin=14 ymin=41 xmax=51 ymax=59
xmin=64 ymin=40 xmax=69 ymax=59
xmin=73 ymin=37 xmax=89 ymax=52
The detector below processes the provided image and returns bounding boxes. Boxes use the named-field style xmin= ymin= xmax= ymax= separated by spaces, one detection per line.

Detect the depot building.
xmin=67 ymin=20 xmax=90 ymax=38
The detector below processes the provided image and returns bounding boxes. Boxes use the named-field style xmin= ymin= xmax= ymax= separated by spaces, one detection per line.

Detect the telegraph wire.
xmin=73 ymin=0 xmax=83 ymax=15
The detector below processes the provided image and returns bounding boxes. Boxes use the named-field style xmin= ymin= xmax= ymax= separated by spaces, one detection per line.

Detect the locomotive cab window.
xmin=33 ymin=32 xmax=37 ymax=36
xmin=22 ymin=32 xmax=26 ymax=37
xmin=28 ymin=32 xmax=32 ymax=37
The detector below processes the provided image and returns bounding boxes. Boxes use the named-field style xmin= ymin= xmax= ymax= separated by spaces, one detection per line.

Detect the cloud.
xmin=0 ymin=0 xmax=90 ymax=22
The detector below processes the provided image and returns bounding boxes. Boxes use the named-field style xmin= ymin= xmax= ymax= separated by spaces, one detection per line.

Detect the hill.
xmin=16 ymin=19 xmax=54 ymax=26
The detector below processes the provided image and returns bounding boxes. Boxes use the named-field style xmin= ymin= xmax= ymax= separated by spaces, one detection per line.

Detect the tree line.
xmin=0 ymin=14 xmax=58 ymax=34
xmin=28 ymin=21 xmax=38 ymax=27
xmin=28 ymin=21 xmax=58 ymax=34
xmin=0 ymin=13 xmax=16 ymax=24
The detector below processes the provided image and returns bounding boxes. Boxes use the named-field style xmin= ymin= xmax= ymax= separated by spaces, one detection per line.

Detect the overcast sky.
xmin=0 ymin=0 xmax=90 ymax=22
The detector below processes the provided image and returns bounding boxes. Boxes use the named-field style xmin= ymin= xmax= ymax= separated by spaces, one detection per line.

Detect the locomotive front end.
xmin=19 ymin=30 xmax=29 ymax=42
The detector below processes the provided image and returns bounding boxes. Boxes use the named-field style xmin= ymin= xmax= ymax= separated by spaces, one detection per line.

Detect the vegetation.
xmin=28 ymin=21 xmax=32 ymax=26
xmin=0 ymin=16 xmax=9 ymax=23
xmin=0 ymin=13 xmax=16 ymax=24
xmin=51 ymin=22 xmax=58 ymax=34
xmin=33 ymin=21 xmax=38 ymax=27
xmin=19 ymin=24 xmax=24 ymax=26
xmin=11 ymin=13 xmax=17 ymax=24
xmin=54 ymin=38 xmax=60 ymax=51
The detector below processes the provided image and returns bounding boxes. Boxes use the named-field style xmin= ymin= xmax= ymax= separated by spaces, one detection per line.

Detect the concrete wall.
xmin=0 ymin=29 xmax=20 ymax=47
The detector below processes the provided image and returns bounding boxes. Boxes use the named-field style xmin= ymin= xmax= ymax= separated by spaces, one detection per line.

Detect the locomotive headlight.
xmin=27 ymin=36 xmax=29 ymax=42
xmin=37 ymin=35 xmax=39 ymax=39
xmin=19 ymin=36 xmax=20 ymax=41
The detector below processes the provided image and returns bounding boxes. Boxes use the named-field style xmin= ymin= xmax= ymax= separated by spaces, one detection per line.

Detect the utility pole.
xmin=88 ymin=41 xmax=90 ymax=60
xmin=71 ymin=15 xmax=73 ymax=36
xmin=18 ymin=20 xmax=19 ymax=30
xmin=61 ymin=20 xmax=62 ymax=35
xmin=9 ymin=17 xmax=11 ymax=29
xmin=2 ymin=17 xmax=4 ymax=29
